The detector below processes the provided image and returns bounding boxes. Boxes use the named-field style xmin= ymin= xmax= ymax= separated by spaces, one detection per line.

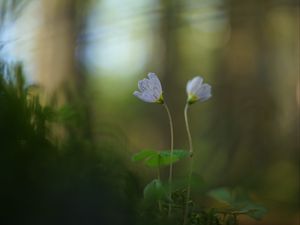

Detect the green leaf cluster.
xmin=208 ymin=187 xmax=267 ymax=221
xmin=132 ymin=149 xmax=189 ymax=167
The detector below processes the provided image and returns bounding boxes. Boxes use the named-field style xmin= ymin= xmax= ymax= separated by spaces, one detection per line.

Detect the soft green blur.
xmin=0 ymin=0 xmax=299 ymax=225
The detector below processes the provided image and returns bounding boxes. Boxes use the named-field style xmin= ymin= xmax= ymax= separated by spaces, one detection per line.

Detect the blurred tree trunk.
xmin=34 ymin=0 xmax=80 ymax=103
xmin=33 ymin=0 xmax=93 ymax=139
xmin=212 ymin=0 xmax=284 ymax=184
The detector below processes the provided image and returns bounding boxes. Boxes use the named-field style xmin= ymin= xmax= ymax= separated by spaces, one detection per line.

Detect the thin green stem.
xmin=163 ymin=103 xmax=174 ymax=217
xmin=184 ymin=104 xmax=193 ymax=155
xmin=157 ymin=161 xmax=162 ymax=212
xmin=183 ymin=103 xmax=194 ymax=225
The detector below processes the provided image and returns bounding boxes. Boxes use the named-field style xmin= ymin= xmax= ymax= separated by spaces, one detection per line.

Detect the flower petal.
xmin=134 ymin=73 xmax=164 ymax=104
xmin=148 ymin=73 xmax=162 ymax=93
xmin=133 ymin=91 xmax=156 ymax=103
xmin=186 ymin=80 xmax=193 ymax=94
xmin=186 ymin=76 xmax=203 ymax=94
xmin=138 ymin=79 xmax=151 ymax=92
xmin=196 ymin=83 xmax=212 ymax=102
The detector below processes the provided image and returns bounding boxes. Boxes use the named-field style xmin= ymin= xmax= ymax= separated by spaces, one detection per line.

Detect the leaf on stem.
xmin=132 ymin=149 xmax=157 ymax=162
xmin=132 ymin=149 xmax=189 ymax=168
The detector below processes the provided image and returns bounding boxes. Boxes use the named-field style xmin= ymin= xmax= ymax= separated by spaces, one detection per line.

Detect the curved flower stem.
xmin=184 ymin=104 xmax=193 ymax=156
xmin=183 ymin=103 xmax=194 ymax=225
xmin=163 ymin=103 xmax=174 ymax=217
xmin=157 ymin=158 xmax=162 ymax=212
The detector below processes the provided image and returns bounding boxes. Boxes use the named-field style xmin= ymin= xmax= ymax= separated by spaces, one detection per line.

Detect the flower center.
xmin=155 ymin=93 xmax=164 ymax=104
xmin=187 ymin=94 xmax=198 ymax=104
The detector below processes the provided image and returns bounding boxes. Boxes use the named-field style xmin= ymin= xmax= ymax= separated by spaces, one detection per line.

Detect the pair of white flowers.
xmin=133 ymin=73 xmax=212 ymax=104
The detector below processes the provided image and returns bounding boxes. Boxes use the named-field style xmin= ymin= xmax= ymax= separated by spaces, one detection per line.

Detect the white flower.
xmin=186 ymin=76 xmax=212 ymax=104
xmin=133 ymin=73 xmax=164 ymax=104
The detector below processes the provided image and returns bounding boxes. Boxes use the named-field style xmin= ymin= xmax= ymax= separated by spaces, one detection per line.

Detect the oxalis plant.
xmin=132 ymin=73 xmax=267 ymax=225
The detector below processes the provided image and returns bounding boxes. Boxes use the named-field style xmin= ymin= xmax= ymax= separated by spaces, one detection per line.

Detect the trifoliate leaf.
xmin=132 ymin=149 xmax=157 ymax=162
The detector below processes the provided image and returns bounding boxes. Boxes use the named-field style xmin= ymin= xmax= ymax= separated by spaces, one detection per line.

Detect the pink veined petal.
xmin=133 ymin=91 xmax=156 ymax=103
xmin=147 ymin=73 xmax=163 ymax=99
xmin=151 ymin=86 xmax=161 ymax=99
xmin=134 ymin=73 xmax=163 ymax=103
xmin=138 ymin=79 xmax=151 ymax=92
xmin=138 ymin=80 xmax=146 ymax=92
xmin=141 ymin=91 xmax=157 ymax=102
xmin=148 ymin=72 xmax=162 ymax=93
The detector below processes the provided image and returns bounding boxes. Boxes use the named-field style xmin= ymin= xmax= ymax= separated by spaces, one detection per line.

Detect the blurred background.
xmin=0 ymin=0 xmax=299 ymax=225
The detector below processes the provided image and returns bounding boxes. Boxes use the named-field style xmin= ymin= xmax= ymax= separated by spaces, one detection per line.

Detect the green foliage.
xmin=132 ymin=149 xmax=189 ymax=168
xmin=0 ymin=62 xmax=139 ymax=225
xmin=189 ymin=210 xmax=221 ymax=225
xmin=143 ymin=179 xmax=167 ymax=202
xmin=143 ymin=174 xmax=204 ymax=203
xmin=132 ymin=149 xmax=157 ymax=162
xmin=209 ymin=187 xmax=233 ymax=204
xmin=163 ymin=174 xmax=205 ymax=193
xmin=208 ymin=187 xmax=267 ymax=221
xmin=55 ymin=105 xmax=78 ymax=122
xmin=224 ymin=215 xmax=237 ymax=225
xmin=132 ymin=149 xmax=266 ymax=224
